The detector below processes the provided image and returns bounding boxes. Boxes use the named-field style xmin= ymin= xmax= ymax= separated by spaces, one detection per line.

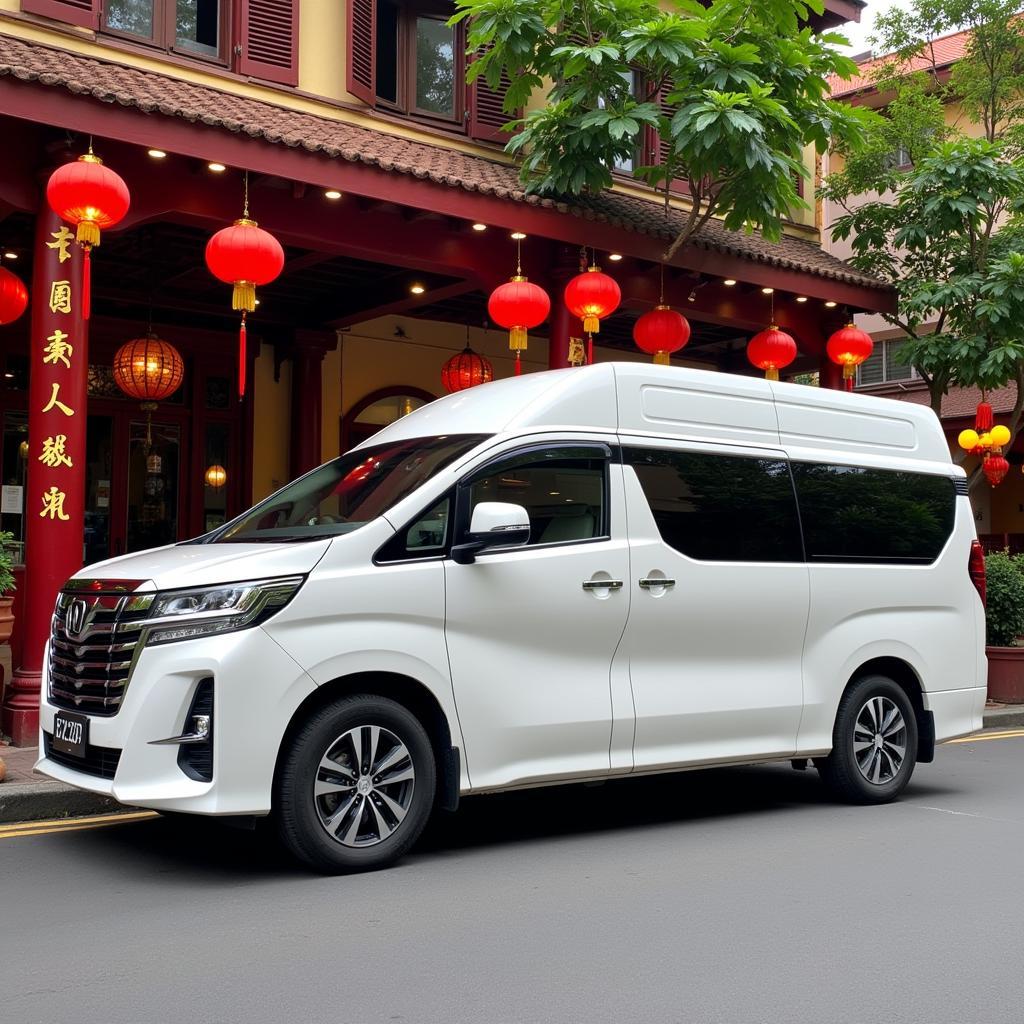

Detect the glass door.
xmin=126 ymin=419 xmax=181 ymax=554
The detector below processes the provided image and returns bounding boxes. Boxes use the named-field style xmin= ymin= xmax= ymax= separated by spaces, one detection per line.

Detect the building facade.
xmin=0 ymin=0 xmax=887 ymax=742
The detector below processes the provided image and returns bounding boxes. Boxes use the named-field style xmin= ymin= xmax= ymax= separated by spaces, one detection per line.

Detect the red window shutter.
xmin=239 ymin=0 xmax=299 ymax=86
xmin=347 ymin=0 xmax=376 ymax=105
xmin=21 ymin=0 xmax=99 ymax=30
xmin=647 ymin=86 xmax=690 ymax=194
xmin=468 ymin=53 xmax=520 ymax=142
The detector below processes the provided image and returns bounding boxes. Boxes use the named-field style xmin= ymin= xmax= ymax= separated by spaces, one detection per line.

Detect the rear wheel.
xmin=819 ymin=675 xmax=918 ymax=804
xmin=276 ymin=694 xmax=436 ymax=873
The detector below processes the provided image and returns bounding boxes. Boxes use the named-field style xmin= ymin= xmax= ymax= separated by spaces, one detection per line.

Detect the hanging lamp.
xmin=632 ymin=265 xmax=690 ymax=365
xmin=564 ymin=253 xmax=621 ymax=364
xmin=486 ymin=235 xmax=550 ymax=375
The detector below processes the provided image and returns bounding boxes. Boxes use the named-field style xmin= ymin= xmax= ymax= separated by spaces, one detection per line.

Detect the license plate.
xmin=52 ymin=710 xmax=88 ymax=758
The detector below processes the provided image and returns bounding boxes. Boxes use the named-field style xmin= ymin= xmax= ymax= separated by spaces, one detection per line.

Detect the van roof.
xmin=364 ymin=363 xmax=954 ymax=469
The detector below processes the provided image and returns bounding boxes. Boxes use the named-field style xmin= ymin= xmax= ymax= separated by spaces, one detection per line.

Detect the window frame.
xmin=856 ymin=337 xmax=920 ymax=388
xmin=453 ymin=441 xmax=614 ymax=556
xmin=101 ymin=0 xmax=231 ymax=66
xmin=374 ymin=0 xmax=466 ymax=128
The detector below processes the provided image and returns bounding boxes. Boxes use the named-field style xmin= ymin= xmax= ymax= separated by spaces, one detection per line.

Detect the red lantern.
xmin=0 ymin=265 xmax=28 ymax=325
xmin=205 ymin=216 xmax=284 ymax=399
xmin=975 ymin=401 xmax=994 ymax=432
xmin=46 ymin=153 xmax=130 ymax=321
xmin=633 ymin=305 xmax=691 ymax=365
xmin=826 ymin=322 xmax=874 ymax=392
xmin=112 ymin=335 xmax=185 ymax=402
xmin=564 ymin=265 xmax=621 ymax=363
xmin=442 ymin=346 xmax=494 ymax=393
xmin=487 ymin=276 xmax=551 ymax=375
xmin=983 ymin=453 xmax=1010 ymax=487
xmin=747 ymin=324 xmax=797 ymax=380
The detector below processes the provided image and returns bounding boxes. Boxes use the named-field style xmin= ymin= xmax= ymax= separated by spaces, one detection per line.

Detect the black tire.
xmin=818 ymin=675 xmax=918 ymax=805
xmin=276 ymin=694 xmax=436 ymax=874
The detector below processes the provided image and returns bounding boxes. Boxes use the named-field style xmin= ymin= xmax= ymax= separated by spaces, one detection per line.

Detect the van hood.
xmin=70 ymin=540 xmax=332 ymax=592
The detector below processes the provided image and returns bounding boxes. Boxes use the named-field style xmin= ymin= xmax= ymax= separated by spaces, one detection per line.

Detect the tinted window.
xmin=626 ymin=448 xmax=802 ymax=562
xmin=791 ymin=463 xmax=955 ymax=564
xmin=377 ymin=495 xmax=451 ymax=562
xmin=465 ymin=447 xmax=608 ymax=547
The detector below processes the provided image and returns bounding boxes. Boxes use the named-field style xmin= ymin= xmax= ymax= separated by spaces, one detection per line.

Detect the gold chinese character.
xmin=42 ymin=330 xmax=73 ymax=370
xmin=49 ymin=281 xmax=72 ymax=314
xmin=41 ymin=382 xmax=74 ymax=417
xmin=39 ymin=486 xmax=70 ymax=521
xmin=46 ymin=226 xmax=73 ymax=263
xmin=38 ymin=434 xmax=73 ymax=468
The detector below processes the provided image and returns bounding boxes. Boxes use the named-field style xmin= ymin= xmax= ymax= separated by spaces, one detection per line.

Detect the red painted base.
xmin=1 ymin=669 xmax=42 ymax=747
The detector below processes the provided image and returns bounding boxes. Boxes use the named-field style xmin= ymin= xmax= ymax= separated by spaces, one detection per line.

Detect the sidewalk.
xmin=2 ymin=704 xmax=1022 ymax=825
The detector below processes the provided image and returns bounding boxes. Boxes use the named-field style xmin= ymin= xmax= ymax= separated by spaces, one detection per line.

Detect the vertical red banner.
xmin=2 ymin=205 xmax=88 ymax=745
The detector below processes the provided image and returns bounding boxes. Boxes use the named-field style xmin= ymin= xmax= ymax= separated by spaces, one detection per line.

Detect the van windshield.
xmin=212 ymin=434 xmax=489 ymax=543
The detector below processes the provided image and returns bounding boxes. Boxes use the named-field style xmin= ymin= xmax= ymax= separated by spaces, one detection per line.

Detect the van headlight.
xmin=144 ymin=577 xmax=304 ymax=646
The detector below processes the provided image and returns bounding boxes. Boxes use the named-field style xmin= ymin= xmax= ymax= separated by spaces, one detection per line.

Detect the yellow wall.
xmin=251 ymin=344 xmax=291 ymax=503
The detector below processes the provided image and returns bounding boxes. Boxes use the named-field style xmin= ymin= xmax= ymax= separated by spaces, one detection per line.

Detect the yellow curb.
xmin=0 ymin=810 xmax=158 ymax=839
xmin=946 ymin=729 xmax=1024 ymax=744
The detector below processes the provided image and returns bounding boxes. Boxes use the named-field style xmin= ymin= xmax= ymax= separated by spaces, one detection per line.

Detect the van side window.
xmin=625 ymin=447 xmax=803 ymax=562
xmin=465 ymin=447 xmax=608 ymax=547
xmin=791 ymin=463 xmax=955 ymax=564
xmin=377 ymin=496 xmax=451 ymax=562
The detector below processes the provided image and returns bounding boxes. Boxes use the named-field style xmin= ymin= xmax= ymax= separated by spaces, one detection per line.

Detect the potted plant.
xmin=0 ymin=530 xmax=15 ymax=645
xmin=984 ymin=550 xmax=1024 ymax=703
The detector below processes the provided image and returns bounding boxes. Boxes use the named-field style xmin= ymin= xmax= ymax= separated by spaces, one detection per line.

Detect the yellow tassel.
xmin=843 ymin=364 xmax=855 ymax=379
xmin=583 ymin=315 xmax=600 ymax=334
xmin=509 ymin=327 xmax=528 ymax=351
xmin=76 ymin=221 xmax=100 ymax=247
xmin=766 ymin=367 xmax=779 ymax=381
xmin=232 ymin=281 xmax=256 ymax=312
xmin=653 ymin=351 xmax=670 ymax=366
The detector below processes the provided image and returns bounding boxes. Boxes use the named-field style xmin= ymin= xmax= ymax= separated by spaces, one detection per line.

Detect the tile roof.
xmin=829 ymin=28 xmax=970 ymax=98
xmin=0 ymin=32 xmax=889 ymax=292
xmin=868 ymin=382 xmax=1019 ymax=421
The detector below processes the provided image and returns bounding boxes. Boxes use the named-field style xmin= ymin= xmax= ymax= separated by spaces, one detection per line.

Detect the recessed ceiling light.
xmin=147 ymin=149 xmax=167 ymax=159
xmin=761 ymin=287 xmax=774 ymax=295
xmin=3 ymin=372 xmax=13 ymax=379
xmin=410 ymin=283 xmax=426 ymax=295
xmin=254 ymin=298 xmax=261 ymax=306
xmin=3 ymin=251 xmax=17 ymax=260
xmin=472 ymin=223 xmax=487 ymax=232
xmin=208 ymin=162 xmax=227 ymax=173
xmin=510 ymin=231 xmax=527 ymax=240
xmin=723 ymin=278 xmax=737 ymax=286
xmin=324 ymin=189 xmax=342 ymax=200
xmin=825 ymin=300 xmax=837 ymax=308
xmin=795 ymin=296 xmax=808 ymax=303
xmin=608 ymin=253 xmax=623 ymax=262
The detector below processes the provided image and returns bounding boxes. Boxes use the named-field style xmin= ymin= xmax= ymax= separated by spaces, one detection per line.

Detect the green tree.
xmin=452 ymin=0 xmax=873 ymax=258
xmin=823 ymin=0 xmax=1024 ymax=463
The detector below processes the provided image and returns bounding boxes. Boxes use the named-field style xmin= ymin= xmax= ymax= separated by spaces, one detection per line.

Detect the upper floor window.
xmin=856 ymin=338 xmax=919 ymax=388
xmin=105 ymin=0 xmax=226 ymax=61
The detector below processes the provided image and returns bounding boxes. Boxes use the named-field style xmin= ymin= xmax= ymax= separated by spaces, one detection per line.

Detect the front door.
xmin=443 ymin=441 xmax=631 ymax=790
xmin=620 ymin=439 xmax=809 ymax=770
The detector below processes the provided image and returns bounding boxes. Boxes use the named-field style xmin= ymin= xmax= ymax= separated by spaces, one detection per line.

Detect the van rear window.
xmin=791 ymin=463 xmax=955 ymax=564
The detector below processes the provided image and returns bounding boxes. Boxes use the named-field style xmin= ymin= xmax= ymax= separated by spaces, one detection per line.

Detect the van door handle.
xmin=639 ymin=578 xmax=675 ymax=589
xmin=582 ymin=579 xmax=623 ymax=590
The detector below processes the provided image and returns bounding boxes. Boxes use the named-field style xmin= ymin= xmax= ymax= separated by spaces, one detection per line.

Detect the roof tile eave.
xmin=0 ymin=31 xmax=891 ymax=295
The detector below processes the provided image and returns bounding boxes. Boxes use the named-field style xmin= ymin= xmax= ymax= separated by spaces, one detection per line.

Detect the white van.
xmin=38 ymin=364 xmax=987 ymax=872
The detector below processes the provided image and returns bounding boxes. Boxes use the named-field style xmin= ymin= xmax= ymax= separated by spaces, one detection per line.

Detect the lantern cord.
xmin=587 ymin=335 xmax=594 ymax=365
xmin=238 ymin=312 xmax=248 ymax=399
xmin=769 ymin=288 xmax=774 ymax=325
xmin=87 ymin=135 xmax=94 ymax=157
xmin=515 ymin=234 xmax=522 ymax=276
xmin=659 ymin=263 xmax=665 ymax=305
xmin=514 ymin=350 xmax=521 ymax=376
xmin=81 ymin=245 xmax=91 ymax=321
xmin=243 ymin=171 xmax=250 ymax=219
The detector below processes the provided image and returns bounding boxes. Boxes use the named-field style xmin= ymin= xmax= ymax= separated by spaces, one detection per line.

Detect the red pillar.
xmin=819 ymin=353 xmax=843 ymax=390
xmin=289 ymin=331 xmax=335 ymax=478
xmin=3 ymin=205 xmax=87 ymax=745
xmin=548 ymin=249 xmax=584 ymax=370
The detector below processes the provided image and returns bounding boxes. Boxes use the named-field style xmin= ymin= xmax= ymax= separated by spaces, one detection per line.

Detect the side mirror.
xmin=451 ymin=502 xmax=531 ymax=564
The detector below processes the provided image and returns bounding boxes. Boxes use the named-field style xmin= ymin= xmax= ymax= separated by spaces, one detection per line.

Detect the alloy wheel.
xmin=314 ymin=725 xmax=416 ymax=847
xmin=853 ymin=695 xmax=907 ymax=785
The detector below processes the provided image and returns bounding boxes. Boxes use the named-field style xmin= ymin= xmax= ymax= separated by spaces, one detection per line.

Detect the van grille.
xmin=43 ymin=732 xmax=122 ymax=779
xmin=48 ymin=584 xmax=154 ymax=717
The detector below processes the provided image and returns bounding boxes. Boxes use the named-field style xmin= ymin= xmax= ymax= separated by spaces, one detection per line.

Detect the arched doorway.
xmin=340 ymin=386 xmax=437 ymax=451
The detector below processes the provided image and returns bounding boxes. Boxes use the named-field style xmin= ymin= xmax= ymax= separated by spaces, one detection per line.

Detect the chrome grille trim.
xmin=48 ymin=589 xmax=154 ymax=717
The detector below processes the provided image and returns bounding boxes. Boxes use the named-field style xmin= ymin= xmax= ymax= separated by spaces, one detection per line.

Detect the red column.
xmin=819 ymin=353 xmax=843 ymax=390
xmin=548 ymin=249 xmax=584 ymax=370
xmin=289 ymin=331 xmax=335 ymax=478
xmin=3 ymin=205 xmax=87 ymax=745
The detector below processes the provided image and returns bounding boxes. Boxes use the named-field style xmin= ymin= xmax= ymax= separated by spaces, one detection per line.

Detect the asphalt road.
xmin=2 ymin=732 xmax=1023 ymax=1024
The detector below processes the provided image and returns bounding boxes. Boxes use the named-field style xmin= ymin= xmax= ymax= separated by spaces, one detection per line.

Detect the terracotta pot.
xmin=986 ymin=645 xmax=1024 ymax=704
xmin=0 ymin=594 xmax=13 ymax=645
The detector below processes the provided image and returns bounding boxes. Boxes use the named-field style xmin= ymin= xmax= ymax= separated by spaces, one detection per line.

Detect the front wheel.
xmin=818 ymin=675 xmax=918 ymax=804
xmin=276 ymin=695 xmax=436 ymax=873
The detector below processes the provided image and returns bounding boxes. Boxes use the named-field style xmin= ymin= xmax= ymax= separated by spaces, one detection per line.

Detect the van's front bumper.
xmin=36 ymin=626 xmax=317 ymax=815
